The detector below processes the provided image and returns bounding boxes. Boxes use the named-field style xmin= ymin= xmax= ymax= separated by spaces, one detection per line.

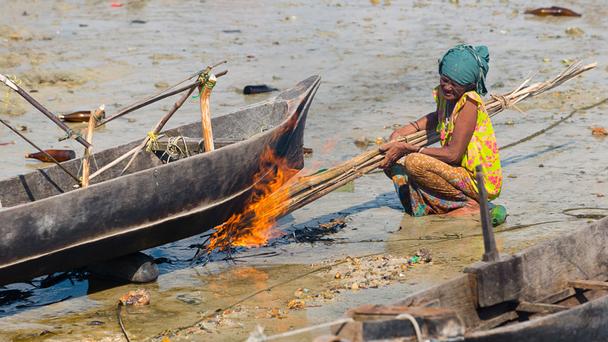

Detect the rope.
xmin=58 ymin=128 xmax=82 ymax=142
xmin=248 ymin=318 xmax=355 ymax=341
xmin=116 ymin=303 xmax=131 ymax=342
xmin=490 ymin=94 xmax=511 ymax=111
xmin=248 ymin=313 xmax=423 ymax=341
xmin=395 ymin=313 xmax=424 ymax=342
xmin=161 ymin=136 xmax=191 ymax=161
xmin=192 ymin=72 xmax=216 ymax=99
xmin=145 ymin=131 xmax=160 ymax=152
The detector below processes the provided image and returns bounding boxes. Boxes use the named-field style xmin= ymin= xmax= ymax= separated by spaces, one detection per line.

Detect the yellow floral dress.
xmin=434 ymin=87 xmax=502 ymax=199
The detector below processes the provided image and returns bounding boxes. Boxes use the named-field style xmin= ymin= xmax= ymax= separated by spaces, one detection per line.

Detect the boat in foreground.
xmin=333 ymin=217 xmax=608 ymax=341
xmin=0 ymin=76 xmax=320 ymax=286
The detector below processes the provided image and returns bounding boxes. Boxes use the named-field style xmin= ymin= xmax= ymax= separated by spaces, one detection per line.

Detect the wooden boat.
xmin=0 ymin=76 xmax=321 ymax=286
xmin=335 ymin=217 xmax=608 ymax=341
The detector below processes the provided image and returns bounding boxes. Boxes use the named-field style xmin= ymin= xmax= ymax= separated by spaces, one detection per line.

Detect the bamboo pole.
xmin=81 ymin=105 xmax=105 ymax=187
xmin=199 ymin=74 xmax=217 ymax=151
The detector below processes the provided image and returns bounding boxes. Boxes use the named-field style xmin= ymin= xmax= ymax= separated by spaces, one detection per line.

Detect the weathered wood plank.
xmin=568 ymin=279 xmax=608 ymax=291
xmin=516 ymin=301 xmax=568 ymax=314
xmin=472 ymin=311 xmax=518 ymax=332
xmin=518 ymin=219 xmax=608 ymax=301
xmin=464 ymin=255 xmax=523 ymax=308
xmin=396 ymin=275 xmax=482 ymax=328
xmin=539 ymin=288 xmax=576 ymax=304
xmin=465 ymin=292 xmax=608 ymax=342
xmin=336 ymin=304 xmax=464 ymax=342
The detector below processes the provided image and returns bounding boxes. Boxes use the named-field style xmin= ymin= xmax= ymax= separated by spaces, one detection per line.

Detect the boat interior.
xmin=0 ymin=100 xmax=289 ymax=209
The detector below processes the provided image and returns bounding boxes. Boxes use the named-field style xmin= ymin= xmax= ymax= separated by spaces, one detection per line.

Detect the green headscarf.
xmin=438 ymin=44 xmax=490 ymax=96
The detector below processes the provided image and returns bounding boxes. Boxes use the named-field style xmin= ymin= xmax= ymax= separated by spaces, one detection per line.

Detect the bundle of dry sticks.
xmin=206 ymin=61 xmax=596 ymax=252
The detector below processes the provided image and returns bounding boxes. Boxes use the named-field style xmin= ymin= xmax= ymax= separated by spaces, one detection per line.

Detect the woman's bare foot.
xmin=444 ymin=200 xmax=479 ymax=217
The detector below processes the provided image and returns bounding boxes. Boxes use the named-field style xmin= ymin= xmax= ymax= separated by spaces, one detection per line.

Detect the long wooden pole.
xmin=98 ymin=69 xmax=228 ymax=128
xmin=0 ymin=74 xmax=91 ymax=148
xmin=199 ymin=74 xmax=217 ymax=151
xmin=81 ymin=105 xmax=105 ymax=187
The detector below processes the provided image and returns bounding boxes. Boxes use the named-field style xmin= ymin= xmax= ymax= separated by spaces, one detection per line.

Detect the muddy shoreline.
xmin=1 ymin=0 xmax=607 ymax=341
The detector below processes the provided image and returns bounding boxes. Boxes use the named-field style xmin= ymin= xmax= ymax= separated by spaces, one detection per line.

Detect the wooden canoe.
xmin=0 ymin=76 xmax=320 ymax=286
xmin=336 ymin=217 xmax=608 ymax=341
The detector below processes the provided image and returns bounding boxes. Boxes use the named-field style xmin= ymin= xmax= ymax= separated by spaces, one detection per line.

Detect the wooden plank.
xmin=338 ymin=304 xmax=464 ymax=342
xmin=472 ymin=311 xmax=518 ymax=331
xmin=396 ymin=275 xmax=482 ymax=328
xmin=516 ymin=301 xmax=568 ymax=314
xmin=465 ymin=290 xmax=608 ymax=342
xmin=464 ymin=254 xmax=524 ymax=308
xmin=517 ymin=219 xmax=608 ymax=301
xmin=568 ymin=279 xmax=608 ymax=291
xmin=538 ymin=288 xmax=576 ymax=304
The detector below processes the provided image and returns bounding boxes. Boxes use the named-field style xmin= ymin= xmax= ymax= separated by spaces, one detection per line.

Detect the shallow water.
xmin=1 ymin=0 xmax=608 ymax=341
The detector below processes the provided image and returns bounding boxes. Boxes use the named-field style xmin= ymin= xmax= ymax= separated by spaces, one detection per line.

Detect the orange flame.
xmin=207 ymin=147 xmax=298 ymax=252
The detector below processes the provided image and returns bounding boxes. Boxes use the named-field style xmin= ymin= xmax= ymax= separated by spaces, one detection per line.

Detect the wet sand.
xmin=1 ymin=0 xmax=608 ymax=341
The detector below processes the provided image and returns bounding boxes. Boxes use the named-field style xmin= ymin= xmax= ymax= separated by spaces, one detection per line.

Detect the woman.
xmin=379 ymin=44 xmax=502 ymax=216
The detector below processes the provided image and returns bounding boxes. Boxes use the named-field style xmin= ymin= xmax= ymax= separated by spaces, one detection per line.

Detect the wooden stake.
xmin=475 ymin=165 xmax=499 ymax=262
xmin=199 ymin=74 xmax=217 ymax=152
xmin=81 ymin=105 xmax=105 ymax=187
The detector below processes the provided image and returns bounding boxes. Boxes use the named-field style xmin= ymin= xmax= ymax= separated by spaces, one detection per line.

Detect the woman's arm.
xmin=389 ymin=111 xmax=438 ymax=141
xmin=379 ymin=111 xmax=439 ymax=169
xmin=419 ymin=99 xmax=477 ymax=165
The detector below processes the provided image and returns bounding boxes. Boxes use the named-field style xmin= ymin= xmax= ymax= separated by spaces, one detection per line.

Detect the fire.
xmin=206 ymin=147 xmax=298 ymax=252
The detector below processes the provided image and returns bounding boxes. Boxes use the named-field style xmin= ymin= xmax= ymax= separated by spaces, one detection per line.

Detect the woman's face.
xmin=439 ymin=75 xmax=469 ymax=101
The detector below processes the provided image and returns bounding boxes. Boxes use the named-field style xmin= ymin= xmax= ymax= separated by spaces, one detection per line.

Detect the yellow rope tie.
xmin=192 ymin=72 xmax=216 ymax=98
xmin=146 ymin=131 xmax=160 ymax=152
xmin=205 ymin=78 xmax=216 ymax=90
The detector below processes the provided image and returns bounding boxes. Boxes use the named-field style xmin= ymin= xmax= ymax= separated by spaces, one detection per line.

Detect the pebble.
xmin=154 ymin=81 xmax=169 ymax=89
xmin=565 ymin=27 xmax=584 ymax=36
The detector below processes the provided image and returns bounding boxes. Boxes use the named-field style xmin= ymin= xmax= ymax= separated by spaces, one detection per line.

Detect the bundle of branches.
xmin=206 ymin=61 xmax=596 ymax=252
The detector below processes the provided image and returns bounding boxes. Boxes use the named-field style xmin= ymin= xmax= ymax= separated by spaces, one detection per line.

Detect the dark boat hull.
xmin=336 ymin=217 xmax=608 ymax=341
xmin=0 ymin=76 xmax=320 ymax=286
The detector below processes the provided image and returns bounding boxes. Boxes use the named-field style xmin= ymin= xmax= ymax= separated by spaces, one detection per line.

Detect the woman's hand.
xmin=378 ymin=141 xmax=418 ymax=169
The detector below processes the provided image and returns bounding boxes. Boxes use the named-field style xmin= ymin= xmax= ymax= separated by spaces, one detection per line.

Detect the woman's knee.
xmin=403 ymin=153 xmax=428 ymax=176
